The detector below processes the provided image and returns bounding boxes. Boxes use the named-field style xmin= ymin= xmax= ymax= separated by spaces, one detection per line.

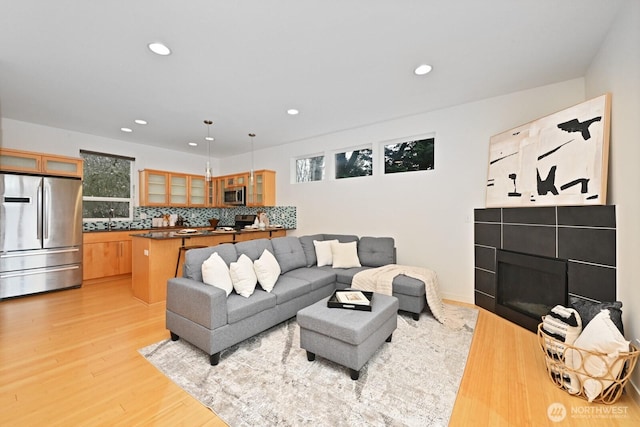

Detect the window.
xmin=335 ymin=148 xmax=372 ymax=179
xmin=80 ymin=150 xmax=134 ymax=220
xmin=384 ymin=137 xmax=434 ymax=174
xmin=296 ymin=155 xmax=325 ymax=182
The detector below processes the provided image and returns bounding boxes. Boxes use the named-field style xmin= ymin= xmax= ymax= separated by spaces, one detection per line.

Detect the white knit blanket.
xmin=352 ymin=264 xmax=448 ymax=325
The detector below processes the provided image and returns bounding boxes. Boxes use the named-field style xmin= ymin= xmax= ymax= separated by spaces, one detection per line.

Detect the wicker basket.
xmin=537 ymin=323 xmax=639 ymax=404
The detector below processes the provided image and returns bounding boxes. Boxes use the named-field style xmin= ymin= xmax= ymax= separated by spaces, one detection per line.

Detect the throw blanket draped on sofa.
xmin=352 ymin=265 xmax=447 ymax=325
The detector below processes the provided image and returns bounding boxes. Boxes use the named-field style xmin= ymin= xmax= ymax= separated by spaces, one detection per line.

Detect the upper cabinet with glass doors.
xmin=139 ymin=169 xmax=208 ymax=207
xmin=0 ymin=148 xmax=83 ymax=178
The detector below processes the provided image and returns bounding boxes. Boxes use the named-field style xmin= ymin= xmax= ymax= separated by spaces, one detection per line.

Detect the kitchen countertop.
xmin=130 ymin=227 xmax=290 ymax=240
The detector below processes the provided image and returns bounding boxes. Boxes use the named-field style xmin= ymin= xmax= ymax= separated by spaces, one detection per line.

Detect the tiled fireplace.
xmin=474 ymin=205 xmax=616 ymax=332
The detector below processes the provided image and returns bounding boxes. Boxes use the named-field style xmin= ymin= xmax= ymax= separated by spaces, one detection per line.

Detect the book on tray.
xmin=336 ymin=291 xmax=370 ymax=305
xmin=327 ymin=290 xmax=373 ymax=311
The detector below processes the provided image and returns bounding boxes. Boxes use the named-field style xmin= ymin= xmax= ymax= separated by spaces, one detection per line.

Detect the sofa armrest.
xmin=167 ymin=278 xmax=228 ymax=330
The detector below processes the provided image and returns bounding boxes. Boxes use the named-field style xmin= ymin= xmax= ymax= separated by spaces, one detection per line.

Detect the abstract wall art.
xmin=486 ymin=94 xmax=611 ymax=207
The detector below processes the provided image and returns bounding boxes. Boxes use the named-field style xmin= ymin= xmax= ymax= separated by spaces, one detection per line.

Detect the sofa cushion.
xmin=319 ymin=265 xmax=370 ymax=285
xmin=393 ymin=275 xmax=427 ymax=297
xmin=270 ymin=275 xmax=312 ymax=305
xmin=201 ymin=252 xmax=233 ymax=296
xmin=235 ymin=238 xmax=275 ymax=262
xmin=331 ymin=241 xmax=361 ymax=268
xmin=271 ymin=236 xmax=308 ymax=274
xmin=230 ymin=254 xmax=258 ymax=297
xmin=358 ymin=237 xmax=395 ymax=267
xmin=254 ymin=249 xmax=281 ymax=292
xmin=226 ymin=289 xmax=277 ymax=324
xmin=283 ymin=267 xmax=337 ymax=291
xmin=299 ymin=234 xmax=324 ymax=267
xmin=184 ymin=244 xmax=237 ymax=282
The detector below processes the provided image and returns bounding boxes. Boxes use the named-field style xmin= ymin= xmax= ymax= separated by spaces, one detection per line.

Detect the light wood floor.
xmin=1 ymin=278 xmax=638 ymax=426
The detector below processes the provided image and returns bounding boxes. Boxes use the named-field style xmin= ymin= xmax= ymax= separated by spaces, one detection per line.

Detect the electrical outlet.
xmin=281 ymin=213 xmax=285 ymax=219
xmin=140 ymin=213 xmax=147 ymax=219
xmin=192 ymin=213 xmax=196 ymax=218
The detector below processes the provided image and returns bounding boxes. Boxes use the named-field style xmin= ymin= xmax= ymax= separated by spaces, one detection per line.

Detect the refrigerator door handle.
xmin=43 ymin=184 xmax=49 ymax=240
xmin=0 ymin=247 xmax=80 ymax=258
xmin=0 ymin=265 xmax=80 ymax=279
xmin=37 ymin=180 xmax=43 ymax=241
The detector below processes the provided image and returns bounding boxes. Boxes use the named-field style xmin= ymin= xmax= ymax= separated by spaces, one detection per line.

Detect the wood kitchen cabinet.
xmin=247 ymin=170 xmax=276 ymax=206
xmin=189 ymin=175 xmax=207 ymax=206
xmin=0 ymin=148 xmax=83 ymax=178
xmin=169 ymin=173 xmax=187 ymax=206
xmin=139 ymin=169 xmax=169 ymax=206
xmin=83 ymin=231 xmax=138 ymax=281
xmin=139 ymin=169 xmax=209 ymax=207
xmin=213 ymin=169 xmax=276 ymax=207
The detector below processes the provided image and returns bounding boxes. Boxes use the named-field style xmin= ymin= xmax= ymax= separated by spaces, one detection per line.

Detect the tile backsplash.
xmin=83 ymin=206 xmax=297 ymax=231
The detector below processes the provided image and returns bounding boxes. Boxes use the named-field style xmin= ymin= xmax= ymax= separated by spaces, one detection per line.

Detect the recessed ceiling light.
xmin=414 ymin=64 xmax=433 ymax=75
xmin=120 ymin=127 xmax=133 ymax=133
xmin=148 ymin=42 xmax=171 ymax=56
xmin=188 ymin=142 xmax=198 ymax=147
xmin=287 ymin=109 xmax=299 ymax=115
xmin=134 ymin=119 xmax=147 ymax=125
xmin=205 ymin=136 xmax=215 ymax=141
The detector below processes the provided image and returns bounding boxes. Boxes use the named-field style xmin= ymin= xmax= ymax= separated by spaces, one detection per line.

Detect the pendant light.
xmin=248 ymin=133 xmax=256 ymax=185
xmin=204 ymin=120 xmax=214 ymax=182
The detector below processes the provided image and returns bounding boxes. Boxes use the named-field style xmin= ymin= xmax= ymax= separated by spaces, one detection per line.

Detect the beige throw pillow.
xmin=254 ymin=249 xmax=281 ymax=292
xmin=313 ymin=239 xmax=338 ymax=267
xmin=566 ymin=309 xmax=630 ymax=402
xmin=201 ymin=252 xmax=233 ymax=296
xmin=331 ymin=241 xmax=361 ymax=268
xmin=229 ymin=254 xmax=258 ymax=297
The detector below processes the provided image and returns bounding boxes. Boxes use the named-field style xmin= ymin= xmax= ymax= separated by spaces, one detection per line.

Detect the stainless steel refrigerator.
xmin=1 ymin=173 xmax=83 ymax=299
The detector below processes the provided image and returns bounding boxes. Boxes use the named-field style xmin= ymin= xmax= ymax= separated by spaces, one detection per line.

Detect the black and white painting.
xmin=486 ymin=94 xmax=611 ymax=207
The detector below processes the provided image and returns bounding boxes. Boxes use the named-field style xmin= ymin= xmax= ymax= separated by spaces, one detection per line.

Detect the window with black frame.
xmin=80 ymin=150 xmax=134 ymax=220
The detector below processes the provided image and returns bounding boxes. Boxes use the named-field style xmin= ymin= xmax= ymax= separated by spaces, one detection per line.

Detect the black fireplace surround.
xmin=474 ymin=205 xmax=616 ymax=332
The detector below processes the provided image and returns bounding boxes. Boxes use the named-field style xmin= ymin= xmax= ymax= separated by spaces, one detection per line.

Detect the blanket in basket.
xmin=352 ymin=264 xmax=451 ymax=326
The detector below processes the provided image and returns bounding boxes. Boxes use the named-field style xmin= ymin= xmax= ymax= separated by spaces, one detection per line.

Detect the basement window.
xmin=80 ymin=150 xmax=134 ymax=221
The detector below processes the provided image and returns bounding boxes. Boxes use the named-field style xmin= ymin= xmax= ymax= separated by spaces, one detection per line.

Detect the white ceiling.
xmin=0 ymin=0 xmax=626 ymax=158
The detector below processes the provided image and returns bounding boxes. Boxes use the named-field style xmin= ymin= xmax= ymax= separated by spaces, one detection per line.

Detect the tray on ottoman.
xmin=327 ymin=290 xmax=373 ymax=311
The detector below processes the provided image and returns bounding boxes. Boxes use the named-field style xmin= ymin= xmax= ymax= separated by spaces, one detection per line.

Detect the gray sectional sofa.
xmin=166 ymin=234 xmax=427 ymax=365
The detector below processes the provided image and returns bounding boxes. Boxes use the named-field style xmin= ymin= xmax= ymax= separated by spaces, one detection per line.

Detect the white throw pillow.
xmin=566 ymin=309 xmax=630 ymax=402
xmin=313 ymin=239 xmax=338 ymax=267
xmin=331 ymin=241 xmax=361 ymax=269
xmin=254 ymin=249 xmax=281 ymax=292
xmin=201 ymin=252 xmax=233 ymax=297
xmin=229 ymin=254 xmax=258 ymax=297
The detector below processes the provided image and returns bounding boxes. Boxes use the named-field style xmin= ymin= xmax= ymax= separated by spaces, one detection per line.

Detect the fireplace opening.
xmin=496 ymin=250 xmax=568 ymax=332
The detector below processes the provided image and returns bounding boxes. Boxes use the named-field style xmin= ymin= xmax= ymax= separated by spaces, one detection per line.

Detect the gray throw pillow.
xmin=569 ymin=296 xmax=624 ymax=335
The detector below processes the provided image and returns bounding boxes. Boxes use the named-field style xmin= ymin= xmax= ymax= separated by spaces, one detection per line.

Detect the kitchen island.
xmin=131 ymin=228 xmax=288 ymax=304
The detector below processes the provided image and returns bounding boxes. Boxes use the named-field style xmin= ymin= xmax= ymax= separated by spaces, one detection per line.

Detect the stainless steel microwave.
xmin=223 ymin=186 xmax=246 ymax=205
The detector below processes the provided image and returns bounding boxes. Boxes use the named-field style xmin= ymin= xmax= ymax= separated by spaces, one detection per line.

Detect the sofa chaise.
xmin=166 ymin=234 xmax=427 ymax=365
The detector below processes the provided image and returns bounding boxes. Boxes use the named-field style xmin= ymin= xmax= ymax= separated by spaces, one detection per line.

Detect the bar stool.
xmin=175 ymin=244 xmax=207 ymax=277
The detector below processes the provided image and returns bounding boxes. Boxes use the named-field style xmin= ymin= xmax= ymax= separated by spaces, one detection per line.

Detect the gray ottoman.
xmin=297 ymin=292 xmax=399 ymax=380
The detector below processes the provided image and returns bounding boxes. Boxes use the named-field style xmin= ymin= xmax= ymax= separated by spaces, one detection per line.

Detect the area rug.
xmin=139 ymin=304 xmax=478 ymax=427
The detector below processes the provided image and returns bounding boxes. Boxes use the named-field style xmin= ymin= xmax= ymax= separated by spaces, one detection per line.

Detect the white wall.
xmin=1 ymin=79 xmax=590 ymax=303
xmin=0 ymin=118 xmax=220 ymax=204
xmin=219 ymin=78 xmax=586 ymax=302
xmin=585 ymin=0 xmax=640 ymax=396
